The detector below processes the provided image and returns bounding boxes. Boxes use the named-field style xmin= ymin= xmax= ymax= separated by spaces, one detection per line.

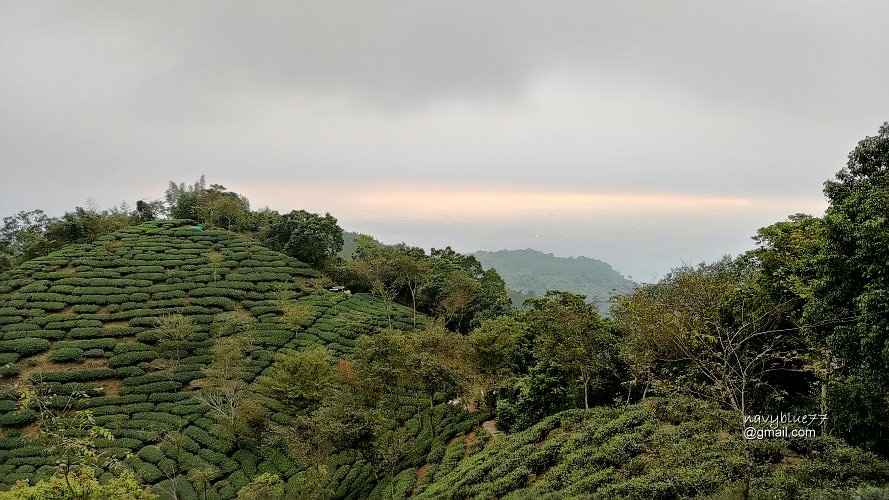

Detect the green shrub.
xmin=237 ymin=472 xmax=285 ymax=500
xmin=30 ymin=368 xmax=116 ymax=383
xmin=119 ymin=381 xmax=182 ymax=395
xmin=1 ymin=324 xmax=40 ymax=333
xmin=41 ymin=318 xmax=76 ymax=329
xmin=72 ymin=304 xmax=101 ymax=313
xmin=0 ymin=337 xmax=50 ymax=355
xmin=0 ymin=353 xmax=20 ymax=364
xmin=233 ymin=450 xmax=258 ymax=476
xmin=126 ymin=457 xmax=165 ymax=484
xmin=135 ymin=330 xmax=161 ymax=344
xmin=130 ymin=317 xmax=160 ymax=328
xmin=198 ymin=448 xmax=239 ymax=474
xmin=3 ymin=328 xmax=65 ymax=340
xmin=148 ymin=392 xmax=190 ymax=403
xmin=191 ymin=297 xmax=235 ymax=311
xmin=185 ymin=426 xmax=233 ymax=454
xmin=0 ymin=364 xmax=22 ymax=378
xmin=0 ymin=410 xmax=36 ymax=426
xmin=137 ymin=446 xmax=166 ymax=464
xmin=0 ymin=316 xmax=24 ymax=325
xmin=84 ymin=348 xmax=106 ymax=358
xmin=25 ymin=301 xmax=68 ymax=311
xmin=46 ymin=347 xmax=84 ymax=363
xmin=109 ymin=351 xmax=156 ymax=368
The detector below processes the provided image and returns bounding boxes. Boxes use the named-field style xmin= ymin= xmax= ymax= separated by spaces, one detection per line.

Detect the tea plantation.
xmin=0 ymin=220 xmax=421 ymax=497
xmin=414 ymin=397 xmax=889 ymax=499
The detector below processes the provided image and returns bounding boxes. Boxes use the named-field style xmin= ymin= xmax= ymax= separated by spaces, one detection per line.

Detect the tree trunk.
xmin=429 ymin=395 xmax=435 ymax=436
xmin=410 ymin=287 xmax=417 ymax=328
xmin=821 ymin=375 xmax=829 ymax=436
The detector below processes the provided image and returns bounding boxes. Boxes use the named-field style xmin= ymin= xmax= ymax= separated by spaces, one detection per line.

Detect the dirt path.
xmin=482 ymin=420 xmax=502 ymax=438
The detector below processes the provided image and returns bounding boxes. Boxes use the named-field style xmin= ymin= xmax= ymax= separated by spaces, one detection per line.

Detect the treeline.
xmin=333 ymin=236 xmax=511 ymax=333
xmin=0 ymin=176 xmax=345 ymax=273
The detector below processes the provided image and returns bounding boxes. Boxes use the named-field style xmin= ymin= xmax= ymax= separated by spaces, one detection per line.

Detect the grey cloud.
xmin=1 ymin=1 xmax=888 ymax=277
xmin=6 ymin=1 xmax=887 ymax=111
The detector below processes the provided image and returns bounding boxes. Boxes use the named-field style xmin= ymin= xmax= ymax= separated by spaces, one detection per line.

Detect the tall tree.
xmin=468 ymin=315 xmax=525 ymax=410
xmin=525 ymin=291 xmax=618 ymax=410
xmin=815 ymin=122 xmax=889 ymax=453
xmin=0 ymin=209 xmax=55 ymax=271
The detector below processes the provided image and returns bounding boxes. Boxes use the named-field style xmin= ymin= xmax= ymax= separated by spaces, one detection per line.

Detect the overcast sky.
xmin=2 ymin=1 xmax=888 ymax=280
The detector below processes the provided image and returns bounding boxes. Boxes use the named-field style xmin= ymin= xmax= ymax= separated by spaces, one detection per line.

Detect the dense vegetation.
xmin=0 ymin=123 xmax=888 ymax=498
xmin=471 ymin=249 xmax=636 ymax=314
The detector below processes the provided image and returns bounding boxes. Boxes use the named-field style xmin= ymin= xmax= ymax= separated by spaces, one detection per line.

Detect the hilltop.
xmin=471 ymin=249 xmax=635 ymax=313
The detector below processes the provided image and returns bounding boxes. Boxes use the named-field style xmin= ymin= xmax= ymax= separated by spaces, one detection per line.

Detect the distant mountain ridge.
xmin=471 ymin=249 xmax=636 ymax=313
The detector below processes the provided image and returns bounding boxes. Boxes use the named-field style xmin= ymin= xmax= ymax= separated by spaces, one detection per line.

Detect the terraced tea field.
xmin=0 ymin=220 xmax=416 ymax=497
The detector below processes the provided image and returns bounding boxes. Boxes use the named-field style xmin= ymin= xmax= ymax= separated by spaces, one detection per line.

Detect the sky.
xmin=1 ymin=1 xmax=888 ymax=280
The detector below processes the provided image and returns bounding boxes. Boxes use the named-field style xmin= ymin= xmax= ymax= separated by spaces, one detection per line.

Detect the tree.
xmin=195 ymin=314 xmax=258 ymax=448
xmin=265 ymin=346 xmax=338 ymax=414
xmin=167 ymin=180 xmax=251 ymax=230
xmin=612 ymin=258 xmax=803 ymax=423
xmin=814 ymin=122 xmax=889 ymax=453
xmin=749 ymin=214 xmax=831 ymax=433
xmin=525 ymin=291 xmax=618 ymax=410
xmin=134 ymin=200 xmax=163 ymax=221
xmin=391 ymin=248 xmax=432 ymax=327
xmin=351 ymin=329 xmax=410 ymax=421
xmin=341 ymin=236 xmax=401 ymax=327
xmin=45 ymin=207 xmax=132 ymax=246
xmin=0 ymin=209 xmax=55 ymax=271
xmin=153 ymin=314 xmax=195 ymax=369
xmin=237 ymin=473 xmax=285 ymax=500
xmin=468 ymin=315 xmax=525 ymax=410
xmin=3 ymin=469 xmax=157 ymax=500
xmin=262 ymin=210 xmax=343 ymax=268
xmin=404 ymin=326 xmax=473 ymax=435
xmin=423 ymin=247 xmax=511 ymax=333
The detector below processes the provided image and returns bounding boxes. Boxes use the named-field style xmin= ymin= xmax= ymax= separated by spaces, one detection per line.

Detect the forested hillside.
xmin=1 ymin=124 xmax=889 ymax=499
xmin=471 ymin=249 xmax=636 ymax=313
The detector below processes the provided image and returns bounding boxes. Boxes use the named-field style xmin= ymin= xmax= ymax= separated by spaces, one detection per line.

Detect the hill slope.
xmin=412 ymin=397 xmax=889 ymax=499
xmin=472 ymin=249 xmax=635 ymax=313
xmin=0 ymin=220 xmax=418 ymax=497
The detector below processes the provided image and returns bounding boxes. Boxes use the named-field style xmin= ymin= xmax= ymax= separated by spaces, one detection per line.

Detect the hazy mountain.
xmin=472 ymin=249 xmax=636 ymax=314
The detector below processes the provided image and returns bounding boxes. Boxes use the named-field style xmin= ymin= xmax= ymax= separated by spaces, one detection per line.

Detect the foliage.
xmin=525 ymin=291 xmax=620 ymax=410
xmin=236 ymin=473 xmax=284 ymax=500
xmin=265 ymin=346 xmax=337 ymax=413
xmin=814 ymin=122 xmax=889 ymax=454
xmin=417 ymin=398 xmax=889 ymax=499
xmin=166 ymin=177 xmax=251 ymax=231
xmin=612 ymin=258 xmax=807 ymax=422
xmin=3 ymin=124 xmax=889 ymax=498
xmin=261 ymin=210 xmax=344 ymax=268
xmin=468 ymin=315 xmax=524 ymax=410
xmin=340 ymin=239 xmax=511 ymax=333
xmin=0 ymin=468 xmax=156 ymax=500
